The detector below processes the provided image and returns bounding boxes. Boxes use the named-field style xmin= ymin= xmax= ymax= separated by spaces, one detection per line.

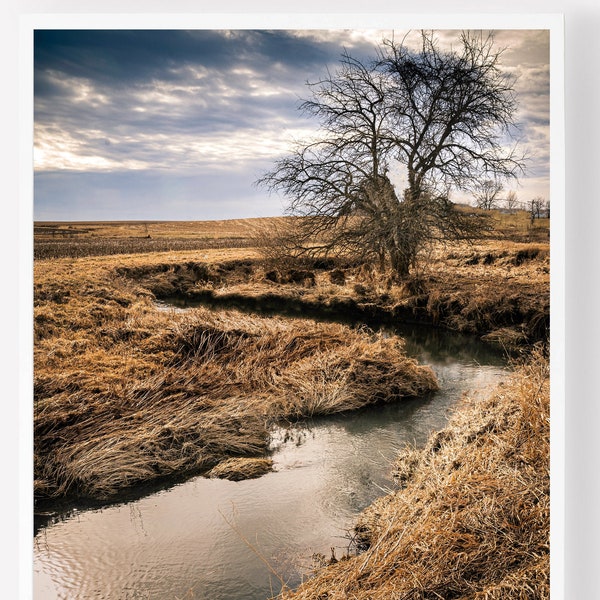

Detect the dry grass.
xmin=207 ymin=457 xmax=274 ymax=481
xmin=34 ymin=252 xmax=437 ymax=501
xmin=112 ymin=235 xmax=549 ymax=349
xmin=34 ymin=215 xmax=550 ymax=350
xmin=33 ymin=223 xmax=548 ymax=500
xmin=33 ymin=214 xmax=550 ymax=597
xmin=414 ymin=240 xmax=550 ymax=347
xmin=276 ymin=349 xmax=550 ymax=599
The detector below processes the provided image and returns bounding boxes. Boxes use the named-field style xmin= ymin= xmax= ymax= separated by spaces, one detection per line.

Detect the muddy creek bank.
xmin=118 ymin=255 xmax=549 ymax=348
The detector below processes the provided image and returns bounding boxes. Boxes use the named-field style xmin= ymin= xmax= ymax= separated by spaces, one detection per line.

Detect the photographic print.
xmin=31 ymin=19 xmax=560 ymax=599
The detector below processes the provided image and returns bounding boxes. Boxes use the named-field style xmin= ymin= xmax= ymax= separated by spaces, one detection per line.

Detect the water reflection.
xmin=34 ymin=323 xmax=507 ymax=600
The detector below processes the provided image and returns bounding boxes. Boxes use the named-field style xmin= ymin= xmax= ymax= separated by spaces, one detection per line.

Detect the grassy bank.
xmin=114 ymin=238 xmax=549 ymax=351
xmin=35 ymin=213 xmax=549 ymax=352
xmin=276 ymin=349 xmax=549 ymax=599
xmin=34 ymin=250 xmax=437 ymax=501
xmin=34 ymin=214 xmax=550 ymax=596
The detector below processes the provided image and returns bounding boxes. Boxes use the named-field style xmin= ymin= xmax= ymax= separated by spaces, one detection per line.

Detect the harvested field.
xmin=34 ymin=217 xmax=291 ymax=259
xmin=275 ymin=349 xmax=550 ymax=600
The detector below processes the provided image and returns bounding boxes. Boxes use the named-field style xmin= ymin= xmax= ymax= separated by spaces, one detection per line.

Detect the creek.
xmin=34 ymin=313 xmax=508 ymax=600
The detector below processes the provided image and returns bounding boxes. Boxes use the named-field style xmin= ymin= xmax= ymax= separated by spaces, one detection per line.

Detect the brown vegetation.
xmin=34 ymin=251 xmax=437 ymax=501
xmin=33 ymin=213 xmax=550 ymax=597
xmin=114 ymin=239 xmax=548 ymax=351
xmin=207 ymin=457 xmax=274 ymax=481
xmin=275 ymin=349 xmax=550 ymax=599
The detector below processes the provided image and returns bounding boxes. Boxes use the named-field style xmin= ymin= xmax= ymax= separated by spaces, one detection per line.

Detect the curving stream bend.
xmin=34 ymin=320 xmax=507 ymax=600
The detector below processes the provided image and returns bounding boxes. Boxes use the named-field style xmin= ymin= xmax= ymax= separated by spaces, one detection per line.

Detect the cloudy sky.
xmin=33 ymin=28 xmax=550 ymax=221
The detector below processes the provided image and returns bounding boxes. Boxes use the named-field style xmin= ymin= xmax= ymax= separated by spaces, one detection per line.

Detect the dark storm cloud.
xmin=33 ymin=28 xmax=366 ymax=110
xmin=34 ymin=29 xmax=382 ymax=179
xmin=34 ymin=29 xmax=341 ymax=85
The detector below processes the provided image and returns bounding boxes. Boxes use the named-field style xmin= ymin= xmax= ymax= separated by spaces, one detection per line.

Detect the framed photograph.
xmin=14 ymin=7 xmax=573 ymax=600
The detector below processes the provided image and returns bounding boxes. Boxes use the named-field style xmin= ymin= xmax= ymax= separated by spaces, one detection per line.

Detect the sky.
xmin=33 ymin=28 xmax=551 ymax=221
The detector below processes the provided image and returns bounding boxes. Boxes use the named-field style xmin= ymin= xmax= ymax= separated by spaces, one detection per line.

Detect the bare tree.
xmin=474 ymin=179 xmax=505 ymax=210
xmin=505 ymin=189 xmax=519 ymax=213
xmin=530 ymin=196 xmax=545 ymax=223
xmin=256 ymin=50 xmax=397 ymax=268
xmin=258 ymin=30 xmax=525 ymax=278
xmin=542 ymin=198 xmax=550 ymax=219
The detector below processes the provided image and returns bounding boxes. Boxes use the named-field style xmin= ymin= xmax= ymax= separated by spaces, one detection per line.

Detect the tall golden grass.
xmin=34 ymin=255 xmax=437 ymax=500
xmin=34 ymin=224 xmax=549 ymax=502
xmin=116 ymin=238 xmax=549 ymax=349
xmin=275 ymin=349 xmax=549 ymax=599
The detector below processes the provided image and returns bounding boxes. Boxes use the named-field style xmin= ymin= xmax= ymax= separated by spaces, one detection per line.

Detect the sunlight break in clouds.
xmin=35 ymin=120 xmax=314 ymax=173
xmin=35 ymin=53 xmax=317 ymax=175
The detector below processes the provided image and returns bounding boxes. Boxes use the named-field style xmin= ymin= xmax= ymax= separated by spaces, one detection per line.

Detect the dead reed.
xmin=34 ymin=222 xmax=548 ymax=506
xmin=275 ymin=349 xmax=550 ymax=599
xmin=33 ymin=217 xmax=550 ymax=596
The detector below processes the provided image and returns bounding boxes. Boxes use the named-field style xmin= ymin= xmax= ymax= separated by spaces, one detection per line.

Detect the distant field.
xmin=34 ymin=211 xmax=548 ymax=260
xmin=34 ymin=218 xmax=288 ymax=239
xmin=455 ymin=205 xmax=550 ymax=243
xmin=33 ymin=217 xmax=292 ymax=259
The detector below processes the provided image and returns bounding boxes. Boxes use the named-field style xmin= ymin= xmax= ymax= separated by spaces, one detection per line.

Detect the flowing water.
xmin=33 ymin=318 xmax=508 ymax=600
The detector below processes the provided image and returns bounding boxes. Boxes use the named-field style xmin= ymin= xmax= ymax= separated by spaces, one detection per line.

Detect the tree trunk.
xmin=387 ymin=239 xmax=411 ymax=279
